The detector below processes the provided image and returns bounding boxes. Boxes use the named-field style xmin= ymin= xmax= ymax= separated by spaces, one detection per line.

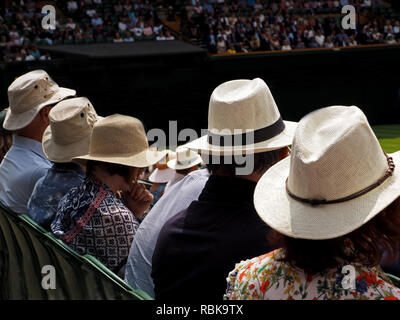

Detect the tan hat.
xmin=167 ymin=147 xmax=203 ymax=170
xmin=149 ymin=150 xmax=176 ymax=183
xmin=254 ymin=105 xmax=400 ymax=240
xmin=4 ymin=70 xmax=76 ymax=131
xmin=74 ymin=114 xmax=167 ymax=168
xmin=42 ymin=97 xmax=102 ymax=163
xmin=184 ymin=78 xmax=297 ymax=155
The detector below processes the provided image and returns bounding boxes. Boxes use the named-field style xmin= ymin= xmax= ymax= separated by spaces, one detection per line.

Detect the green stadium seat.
xmin=84 ymin=38 xmax=95 ymax=44
xmin=0 ymin=202 xmax=152 ymax=300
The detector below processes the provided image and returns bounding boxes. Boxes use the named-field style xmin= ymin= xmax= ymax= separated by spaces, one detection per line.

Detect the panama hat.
xmin=42 ymin=97 xmax=102 ymax=163
xmin=149 ymin=150 xmax=176 ymax=183
xmin=4 ymin=70 xmax=76 ymax=131
xmin=184 ymin=78 xmax=297 ymax=155
xmin=74 ymin=114 xmax=167 ymax=168
xmin=167 ymin=146 xmax=203 ymax=170
xmin=254 ymin=105 xmax=400 ymax=240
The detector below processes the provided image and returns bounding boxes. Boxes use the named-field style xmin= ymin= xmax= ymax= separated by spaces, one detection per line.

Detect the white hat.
xmin=184 ymin=78 xmax=297 ymax=155
xmin=167 ymin=147 xmax=203 ymax=170
xmin=149 ymin=150 xmax=176 ymax=183
xmin=42 ymin=97 xmax=102 ymax=163
xmin=254 ymin=105 xmax=400 ymax=240
xmin=74 ymin=114 xmax=167 ymax=168
xmin=4 ymin=70 xmax=76 ymax=131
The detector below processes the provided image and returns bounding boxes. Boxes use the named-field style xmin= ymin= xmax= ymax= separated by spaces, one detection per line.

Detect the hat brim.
xmin=74 ymin=149 xmax=168 ymax=168
xmin=253 ymin=151 xmax=400 ymax=240
xmin=184 ymin=120 xmax=297 ymax=155
xmin=4 ymin=87 xmax=76 ymax=131
xmin=149 ymin=167 xmax=176 ymax=183
xmin=167 ymin=156 xmax=203 ymax=170
xmin=42 ymin=125 xmax=91 ymax=163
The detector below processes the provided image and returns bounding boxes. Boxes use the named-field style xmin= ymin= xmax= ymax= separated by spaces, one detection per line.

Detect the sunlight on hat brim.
xmin=167 ymin=156 xmax=203 ymax=170
xmin=75 ymin=149 xmax=168 ymax=168
xmin=3 ymin=87 xmax=76 ymax=131
xmin=253 ymin=151 xmax=400 ymax=240
xmin=149 ymin=167 xmax=176 ymax=183
xmin=184 ymin=120 xmax=297 ymax=156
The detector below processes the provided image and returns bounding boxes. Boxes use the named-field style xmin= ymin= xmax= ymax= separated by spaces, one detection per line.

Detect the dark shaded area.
xmin=1 ymin=44 xmax=400 ymax=146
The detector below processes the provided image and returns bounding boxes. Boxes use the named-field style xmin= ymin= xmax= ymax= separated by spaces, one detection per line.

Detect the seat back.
xmin=0 ymin=202 xmax=152 ymax=300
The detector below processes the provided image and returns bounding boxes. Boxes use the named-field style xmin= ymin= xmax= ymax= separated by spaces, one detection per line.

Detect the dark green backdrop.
xmin=1 ymin=45 xmax=399 ymax=143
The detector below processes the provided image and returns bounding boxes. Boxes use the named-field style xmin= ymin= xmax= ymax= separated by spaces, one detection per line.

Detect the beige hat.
xmin=149 ymin=150 xmax=176 ymax=183
xmin=42 ymin=97 xmax=102 ymax=163
xmin=167 ymin=147 xmax=203 ymax=170
xmin=184 ymin=78 xmax=297 ymax=155
xmin=4 ymin=69 xmax=76 ymax=131
xmin=74 ymin=114 xmax=167 ymax=168
xmin=254 ymin=105 xmax=400 ymax=240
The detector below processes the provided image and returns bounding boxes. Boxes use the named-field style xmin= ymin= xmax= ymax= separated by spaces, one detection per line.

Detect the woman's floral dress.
xmin=224 ymin=249 xmax=400 ymax=300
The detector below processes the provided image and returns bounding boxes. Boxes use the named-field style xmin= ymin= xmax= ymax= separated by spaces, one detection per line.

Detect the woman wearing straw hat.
xmin=27 ymin=97 xmax=101 ymax=230
xmin=224 ymin=106 xmax=400 ymax=300
xmin=164 ymin=146 xmax=203 ymax=193
xmin=51 ymin=114 xmax=167 ymax=273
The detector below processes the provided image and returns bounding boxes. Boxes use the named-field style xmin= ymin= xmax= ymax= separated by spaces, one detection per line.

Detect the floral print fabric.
xmin=224 ymin=249 xmax=400 ymax=300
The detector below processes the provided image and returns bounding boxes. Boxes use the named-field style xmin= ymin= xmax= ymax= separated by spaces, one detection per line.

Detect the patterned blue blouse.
xmin=27 ymin=163 xmax=84 ymax=230
xmin=51 ymin=174 xmax=140 ymax=272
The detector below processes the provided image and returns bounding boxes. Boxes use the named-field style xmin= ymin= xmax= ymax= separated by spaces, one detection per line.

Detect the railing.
xmin=0 ymin=201 xmax=152 ymax=300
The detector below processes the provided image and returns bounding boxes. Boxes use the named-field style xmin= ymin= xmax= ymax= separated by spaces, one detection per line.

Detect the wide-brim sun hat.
xmin=167 ymin=146 xmax=203 ymax=170
xmin=74 ymin=114 xmax=167 ymax=168
xmin=254 ymin=105 xmax=400 ymax=240
xmin=42 ymin=97 xmax=102 ymax=163
xmin=4 ymin=69 xmax=76 ymax=131
xmin=149 ymin=150 xmax=176 ymax=183
xmin=184 ymin=78 xmax=297 ymax=155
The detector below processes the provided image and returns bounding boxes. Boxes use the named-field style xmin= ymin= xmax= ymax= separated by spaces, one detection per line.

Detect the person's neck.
xmin=91 ymin=168 xmax=122 ymax=194
xmin=16 ymin=124 xmax=45 ymax=143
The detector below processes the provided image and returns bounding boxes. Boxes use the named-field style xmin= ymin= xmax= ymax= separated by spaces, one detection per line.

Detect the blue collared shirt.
xmin=27 ymin=163 xmax=85 ymax=230
xmin=0 ymin=135 xmax=51 ymax=214
xmin=124 ymin=168 xmax=210 ymax=298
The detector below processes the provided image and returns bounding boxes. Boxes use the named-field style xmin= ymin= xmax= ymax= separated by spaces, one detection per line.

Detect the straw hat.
xmin=42 ymin=97 xmax=102 ymax=163
xmin=74 ymin=114 xmax=167 ymax=168
xmin=149 ymin=150 xmax=176 ymax=183
xmin=184 ymin=78 xmax=297 ymax=155
xmin=4 ymin=70 xmax=76 ymax=131
xmin=167 ymin=147 xmax=203 ymax=170
xmin=254 ymin=105 xmax=400 ymax=240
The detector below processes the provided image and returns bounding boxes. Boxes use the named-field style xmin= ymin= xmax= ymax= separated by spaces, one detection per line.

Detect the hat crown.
xmin=89 ymin=114 xmax=149 ymax=157
xmin=208 ymin=78 xmax=281 ymax=133
xmin=49 ymin=97 xmax=98 ymax=145
xmin=176 ymin=147 xmax=198 ymax=163
xmin=288 ymin=106 xmax=388 ymax=201
xmin=8 ymin=70 xmax=59 ymax=114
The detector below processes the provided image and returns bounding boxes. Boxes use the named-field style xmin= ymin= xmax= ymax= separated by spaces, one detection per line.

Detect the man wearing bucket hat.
xmin=151 ymin=78 xmax=297 ymax=300
xmin=0 ymin=70 xmax=76 ymax=214
xmin=51 ymin=114 xmax=167 ymax=273
xmin=27 ymin=97 xmax=101 ymax=230
xmin=225 ymin=105 xmax=400 ymax=300
xmin=164 ymin=146 xmax=203 ymax=193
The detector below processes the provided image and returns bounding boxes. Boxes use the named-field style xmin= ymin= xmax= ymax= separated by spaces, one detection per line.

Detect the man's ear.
xmin=278 ymin=146 xmax=290 ymax=161
xmin=39 ymin=106 xmax=52 ymax=125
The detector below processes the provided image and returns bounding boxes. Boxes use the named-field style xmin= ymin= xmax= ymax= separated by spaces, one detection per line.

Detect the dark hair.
xmin=86 ymin=160 xmax=134 ymax=184
xmin=269 ymin=197 xmax=400 ymax=275
xmin=176 ymin=166 xmax=198 ymax=176
xmin=205 ymin=147 xmax=286 ymax=176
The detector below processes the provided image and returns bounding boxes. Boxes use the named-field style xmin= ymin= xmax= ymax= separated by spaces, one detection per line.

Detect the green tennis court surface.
xmin=373 ymin=125 xmax=400 ymax=153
